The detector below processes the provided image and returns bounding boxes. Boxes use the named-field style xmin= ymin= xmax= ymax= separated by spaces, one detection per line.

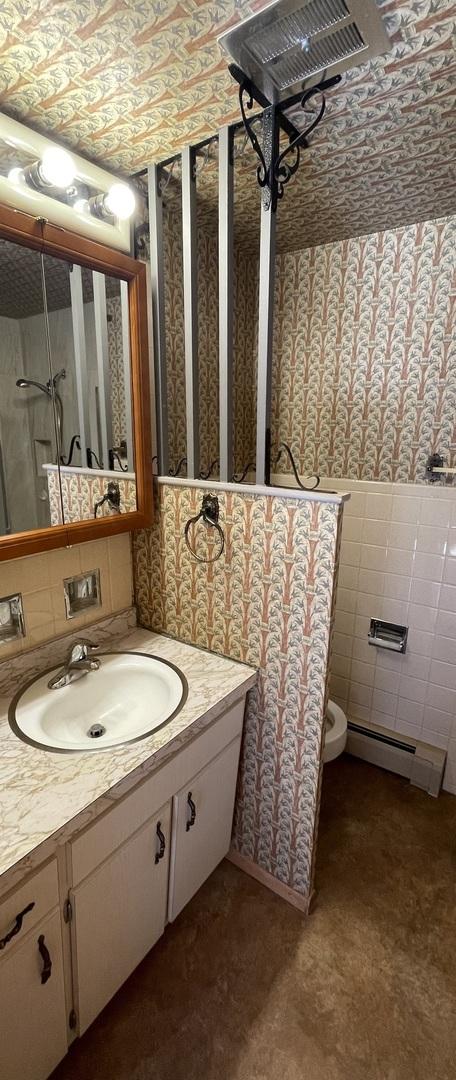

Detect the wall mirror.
xmin=0 ymin=205 xmax=152 ymax=560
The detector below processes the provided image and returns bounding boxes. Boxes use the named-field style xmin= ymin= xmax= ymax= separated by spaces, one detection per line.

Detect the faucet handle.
xmin=67 ymin=638 xmax=97 ymax=664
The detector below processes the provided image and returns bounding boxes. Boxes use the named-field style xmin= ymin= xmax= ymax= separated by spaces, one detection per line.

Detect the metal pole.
xmin=120 ymin=279 xmax=134 ymax=471
xmin=148 ymin=163 xmax=169 ymax=474
xmin=69 ymin=264 xmax=90 ymax=466
xmin=218 ymin=125 xmax=234 ymax=483
xmin=255 ymin=106 xmax=278 ymax=486
xmin=181 ymin=144 xmax=199 ymax=478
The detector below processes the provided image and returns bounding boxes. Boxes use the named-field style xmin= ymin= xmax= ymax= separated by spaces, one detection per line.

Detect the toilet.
xmin=323 ymin=700 xmax=348 ymax=763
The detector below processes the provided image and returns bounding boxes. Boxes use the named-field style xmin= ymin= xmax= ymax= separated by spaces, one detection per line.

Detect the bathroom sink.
xmin=8 ymin=651 xmax=188 ymax=753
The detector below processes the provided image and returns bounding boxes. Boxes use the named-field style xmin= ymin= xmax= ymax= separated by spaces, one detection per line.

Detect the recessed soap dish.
xmin=64 ymin=569 xmax=101 ymax=619
xmin=0 ymin=593 xmax=25 ymax=645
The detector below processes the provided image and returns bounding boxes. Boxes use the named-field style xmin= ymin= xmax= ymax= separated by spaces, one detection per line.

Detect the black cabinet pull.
xmin=38 ymin=934 xmax=52 ymax=984
xmin=0 ymin=901 xmax=35 ymax=951
xmin=155 ymin=821 xmax=166 ymax=864
xmin=186 ymin=792 xmax=196 ymax=832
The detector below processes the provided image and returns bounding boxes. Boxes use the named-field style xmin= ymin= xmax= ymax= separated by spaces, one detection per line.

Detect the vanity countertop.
xmin=0 ymin=628 xmax=256 ymax=894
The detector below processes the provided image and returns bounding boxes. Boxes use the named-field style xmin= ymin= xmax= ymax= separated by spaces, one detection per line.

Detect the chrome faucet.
xmin=48 ymin=639 xmax=100 ymax=690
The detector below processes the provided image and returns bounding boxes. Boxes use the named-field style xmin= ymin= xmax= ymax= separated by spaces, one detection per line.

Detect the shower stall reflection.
xmin=16 ymin=368 xmax=66 ymax=462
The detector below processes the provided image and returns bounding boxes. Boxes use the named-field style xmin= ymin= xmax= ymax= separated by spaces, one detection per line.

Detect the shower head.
xmin=16 ymin=377 xmax=50 ymax=395
xmin=219 ymin=0 xmax=391 ymax=104
xmin=16 ymin=369 xmax=65 ymax=394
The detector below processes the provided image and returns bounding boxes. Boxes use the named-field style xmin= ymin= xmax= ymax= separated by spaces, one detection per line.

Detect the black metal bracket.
xmin=230 ymin=64 xmax=341 ymax=213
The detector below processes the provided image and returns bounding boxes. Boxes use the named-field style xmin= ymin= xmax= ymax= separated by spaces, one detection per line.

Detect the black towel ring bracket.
xmin=184 ymin=495 xmax=225 ymax=564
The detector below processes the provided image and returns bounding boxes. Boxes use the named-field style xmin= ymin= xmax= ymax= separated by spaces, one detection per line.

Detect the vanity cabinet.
xmin=168 ymin=736 xmax=242 ymax=921
xmin=0 ymin=694 xmax=247 ymax=1078
xmin=70 ymin=801 xmax=171 ymax=1034
xmin=0 ymin=861 xmax=67 ymax=1080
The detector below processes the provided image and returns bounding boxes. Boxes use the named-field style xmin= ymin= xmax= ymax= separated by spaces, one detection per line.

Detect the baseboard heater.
xmin=346 ymin=719 xmax=446 ymax=797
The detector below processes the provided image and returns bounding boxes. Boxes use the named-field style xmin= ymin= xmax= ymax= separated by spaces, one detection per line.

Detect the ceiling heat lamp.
xmin=218 ymin=0 xmax=391 ymax=210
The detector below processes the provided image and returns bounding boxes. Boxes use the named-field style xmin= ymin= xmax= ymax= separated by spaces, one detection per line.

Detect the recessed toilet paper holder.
xmin=368 ymin=619 xmax=408 ymax=654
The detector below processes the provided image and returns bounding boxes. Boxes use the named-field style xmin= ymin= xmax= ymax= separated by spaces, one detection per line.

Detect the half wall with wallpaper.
xmin=134 ymin=482 xmax=344 ymax=910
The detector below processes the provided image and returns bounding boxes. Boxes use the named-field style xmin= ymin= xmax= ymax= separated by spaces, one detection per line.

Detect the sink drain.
xmin=88 ymin=723 xmax=106 ymax=739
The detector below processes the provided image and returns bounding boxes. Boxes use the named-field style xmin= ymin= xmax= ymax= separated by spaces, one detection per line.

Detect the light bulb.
xmin=104 ymin=182 xmax=136 ymax=220
xmin=8 ymin=167 xmax=25 ymax=184
xmin=39 ymin=147 xmax=75 ymax=189
xmin=73 ymin=197 xmax=89 ymax=213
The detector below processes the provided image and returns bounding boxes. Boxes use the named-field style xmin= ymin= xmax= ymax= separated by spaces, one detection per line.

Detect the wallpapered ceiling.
xmin=0 ymin=2 xmax=454 ymax=251
xmin=133 ymin=483 xmax=343 ymax=904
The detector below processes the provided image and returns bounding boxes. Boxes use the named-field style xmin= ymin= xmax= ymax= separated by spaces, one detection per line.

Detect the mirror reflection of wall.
xmin=40 ymin=254 xmax=137 ymax=525
xmin=0 ymin=236 xmax=137 ymax=539
xmin=0 ymin=239 xmax=59 ymax=535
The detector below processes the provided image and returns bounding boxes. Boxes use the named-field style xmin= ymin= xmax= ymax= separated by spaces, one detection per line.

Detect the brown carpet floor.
xmin=53 ymin=756 xmax=456 ymax=1080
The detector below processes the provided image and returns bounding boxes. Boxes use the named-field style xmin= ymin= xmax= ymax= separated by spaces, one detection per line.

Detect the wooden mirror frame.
xmin=0 ymin=204 xmax=153 ymax=561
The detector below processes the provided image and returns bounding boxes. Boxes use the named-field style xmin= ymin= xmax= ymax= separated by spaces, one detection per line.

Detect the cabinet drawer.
xmin=70 ymin=696 xmax=247 ymax=886
xmin=0 ymin=907 xmax=67 ymax=1080
xmin=0 ymin=859 xmax=59 ymax=960
xmin=168 ymin=736 xmax=242 ymax=922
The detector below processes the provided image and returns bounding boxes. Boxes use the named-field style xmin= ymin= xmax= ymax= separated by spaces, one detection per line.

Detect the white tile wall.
xmin=326 ymin=478 xmax=456 ymax=794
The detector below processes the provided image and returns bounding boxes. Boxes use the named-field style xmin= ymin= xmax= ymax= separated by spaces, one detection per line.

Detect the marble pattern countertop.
xmin=0 ymin=627 xmax=256 ymax=897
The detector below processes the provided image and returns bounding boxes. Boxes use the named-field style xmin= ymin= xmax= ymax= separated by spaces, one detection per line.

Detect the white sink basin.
xmin=9 ymin=651 xmax=187 ymax=753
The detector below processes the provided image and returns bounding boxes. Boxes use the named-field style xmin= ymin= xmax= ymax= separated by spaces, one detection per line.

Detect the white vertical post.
xmin=69 ymin=264 xmax=90 ymax=466
xmin=181 ymin=144 xmax=199 ymax=478
xmin=255 ymin=107 xmax=278 ymax=486
xmin=218 ymin=125 xmax=234 ymax=483
xmin=148 ymin=163 xmax=169 ymax=474
xmin=93 ymin=270 xmax=113 ymax=469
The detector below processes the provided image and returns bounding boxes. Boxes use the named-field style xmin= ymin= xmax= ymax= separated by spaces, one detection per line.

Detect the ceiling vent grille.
xmin=219 ymin=0 xmax=391 ymax=102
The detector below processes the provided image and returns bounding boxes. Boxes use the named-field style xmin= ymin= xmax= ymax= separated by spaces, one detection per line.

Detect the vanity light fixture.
xmin=0 ymin=111 xmax=139 ymax=251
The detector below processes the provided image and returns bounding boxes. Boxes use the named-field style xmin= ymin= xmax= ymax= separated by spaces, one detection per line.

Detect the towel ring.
xmin=184 ymin=495 xmax=225 ymax=564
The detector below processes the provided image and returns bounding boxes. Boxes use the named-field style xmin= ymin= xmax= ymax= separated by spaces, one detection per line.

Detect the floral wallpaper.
xmin=107 ymin=294 xmax=127 ymax=450
xmin=272 ymin=215 xmax=456 ymax=484
xmin=46 ymin=466 xmax=136 ymax=525
xmin=163 ymin=206 xmax=257 ymax=476
xmin=134 ymin=482 xmax=343 ymax=905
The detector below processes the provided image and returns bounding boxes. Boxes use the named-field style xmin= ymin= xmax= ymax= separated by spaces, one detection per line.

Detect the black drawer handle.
xmin=186 ymin=792 xmax=196 ymax=832
xmin=155 ymin=821 xmax=166 ymax=864
xmin=0 ymin=901 xmax=35 ymax=951
xmin=38 ymin=934 xmax=52 ymax=984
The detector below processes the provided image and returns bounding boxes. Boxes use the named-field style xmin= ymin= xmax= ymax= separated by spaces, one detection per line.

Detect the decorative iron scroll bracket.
xmin=232 ymin=64 xmax=341 ymax=213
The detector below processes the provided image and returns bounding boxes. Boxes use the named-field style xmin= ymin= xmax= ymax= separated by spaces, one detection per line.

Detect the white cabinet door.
xmin=0 ymin=908 xmax=68 ymax=1080
xmin=168 ymin=736 xmax=241 ymax=922
xmin=71 ymin=801 xmax=171 ymax=1035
